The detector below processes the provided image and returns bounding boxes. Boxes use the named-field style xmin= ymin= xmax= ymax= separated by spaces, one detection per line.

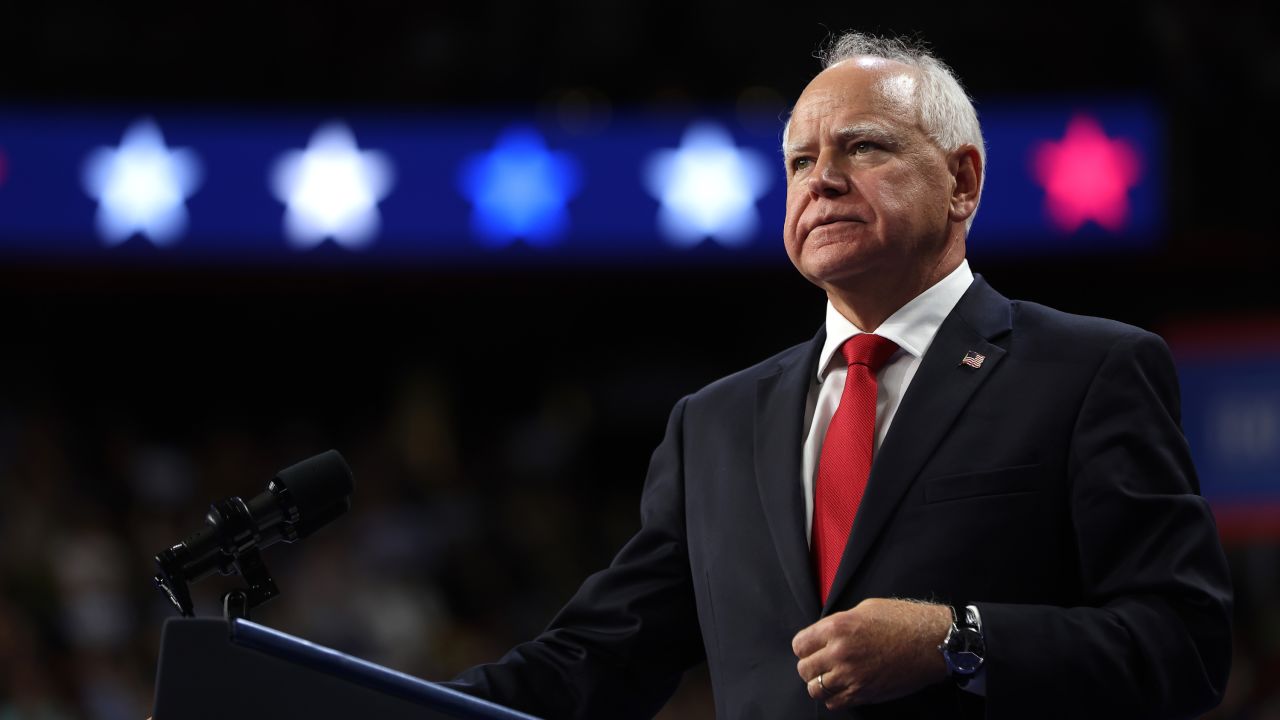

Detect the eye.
xmin=789 ymin=157 xmax=813 ymax=173
xmin=852 ymin=141 xmax=879 ymax=154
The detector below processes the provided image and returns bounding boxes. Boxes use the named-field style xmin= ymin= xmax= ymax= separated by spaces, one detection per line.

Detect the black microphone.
xmin=153 ymin=449 xmax=354 ymax=617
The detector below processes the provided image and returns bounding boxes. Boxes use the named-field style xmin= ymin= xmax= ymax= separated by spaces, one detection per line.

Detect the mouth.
xmin=806 ymin=217 xmax=865 ymax=237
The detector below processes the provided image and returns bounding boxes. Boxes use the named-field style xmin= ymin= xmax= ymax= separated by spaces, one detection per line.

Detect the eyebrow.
xmin=782 ymin=122 xmax=899 ymax=159
xmin=834 ymin=122 xmax=896 ymax=144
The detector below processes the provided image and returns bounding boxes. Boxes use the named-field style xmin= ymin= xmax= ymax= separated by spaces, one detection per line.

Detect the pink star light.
xmin=1032 ymin=114 xmax=1142 ymax=233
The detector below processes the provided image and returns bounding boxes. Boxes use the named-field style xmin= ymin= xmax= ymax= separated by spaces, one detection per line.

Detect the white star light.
xmin=270 ymin=122 xmax=395 ymax=251
xmin=81 ymin=119 xmax=203 ymax=247
xmin=643 ymin=122 xmax=772 ymax=248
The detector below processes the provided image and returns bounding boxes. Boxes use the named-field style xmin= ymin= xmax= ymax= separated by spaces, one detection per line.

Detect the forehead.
xmin=788 ymin=57 xmax=921 ymax=137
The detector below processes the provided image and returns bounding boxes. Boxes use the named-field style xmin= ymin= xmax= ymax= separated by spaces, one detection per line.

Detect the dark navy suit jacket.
xmin=449 ymin=277 xmax=1232 ymax=719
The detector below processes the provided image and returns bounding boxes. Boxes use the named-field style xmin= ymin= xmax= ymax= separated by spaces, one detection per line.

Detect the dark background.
xmin=0 ymin=2 xmax=1276 ymax=718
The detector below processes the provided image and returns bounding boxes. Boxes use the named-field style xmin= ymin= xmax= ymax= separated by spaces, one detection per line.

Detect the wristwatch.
xmin=938 ymin=604 xmax=986 ymax=685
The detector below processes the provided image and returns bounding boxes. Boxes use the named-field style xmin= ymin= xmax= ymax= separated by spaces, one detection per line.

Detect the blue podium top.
xmin=230 ymin=618 xmax=540 ymax=720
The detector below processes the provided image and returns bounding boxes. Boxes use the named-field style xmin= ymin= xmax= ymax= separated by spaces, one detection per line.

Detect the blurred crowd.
xmin=0 ymin=333 xmax=718 ymax=719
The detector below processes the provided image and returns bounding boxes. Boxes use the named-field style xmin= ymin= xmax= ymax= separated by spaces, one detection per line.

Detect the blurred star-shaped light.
xmin=271 ymin=122 xmax=395 ymax=251
xmin=457 ymin=126 xmax=580 ymax=247
xmin=1032 ymin=114 xmax=1142 ymax=234
xmin=81 ymin=119 xmax=203 ymax=246
xmin=643 ymin=122 xmax=771 ymax=248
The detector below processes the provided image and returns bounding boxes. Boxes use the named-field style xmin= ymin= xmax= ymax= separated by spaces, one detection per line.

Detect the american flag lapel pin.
xmin=960 ymin=350 xmax=986 ymax=369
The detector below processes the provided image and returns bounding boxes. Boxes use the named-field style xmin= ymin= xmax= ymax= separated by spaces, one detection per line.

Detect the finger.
xmin=792 ymin=618 xmax=831 ymax=658
xmin=826 ymin=686 xmax=862 ymax=712
xmin=811 ymin=668 xmax=853 ymax=706
xmin=806 ymin=674 xmax=824 ymax=699
xmin=796 ymin=646 xmax=834 ymax=683
xmin=807 ymin=670 xmax=838 ymax=700
xmin=821 ymin=670 xmax=858 ymax=711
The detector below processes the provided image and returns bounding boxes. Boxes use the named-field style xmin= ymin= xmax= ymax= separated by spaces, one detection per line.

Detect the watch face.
xmin=952 ymin=650 xmax=983 ymax=674
xmin=945 ymin=625 xmax=985 ymax=675
xmin=946 ymin=626 xmax=980 ymax=651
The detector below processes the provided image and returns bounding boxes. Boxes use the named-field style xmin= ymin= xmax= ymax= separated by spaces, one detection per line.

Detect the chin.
xmin=798 ymin=245 xmax=881 ymax=287
xmin=799 ymin=264 xmax=871 ymax=294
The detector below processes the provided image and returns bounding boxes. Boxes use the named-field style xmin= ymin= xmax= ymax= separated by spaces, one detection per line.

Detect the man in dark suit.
xmin=449 ymin=32 xmax=1232 ymax=718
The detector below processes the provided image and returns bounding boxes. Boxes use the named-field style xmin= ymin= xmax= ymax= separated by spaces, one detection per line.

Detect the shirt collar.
xmin=816 ymin=260 xmax=975 ymax=382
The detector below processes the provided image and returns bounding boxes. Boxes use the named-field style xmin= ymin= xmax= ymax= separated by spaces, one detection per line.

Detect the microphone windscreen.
xmin=273 ymin=449 xmax=354 ymax=525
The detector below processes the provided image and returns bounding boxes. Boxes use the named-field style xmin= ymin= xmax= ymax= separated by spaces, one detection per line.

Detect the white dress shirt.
xmin=800 ymin=260 xmax=975 ymax=540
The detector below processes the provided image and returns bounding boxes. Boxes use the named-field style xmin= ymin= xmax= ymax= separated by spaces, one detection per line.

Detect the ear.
xmin=947 ymin=145 xmax=982 ymax=224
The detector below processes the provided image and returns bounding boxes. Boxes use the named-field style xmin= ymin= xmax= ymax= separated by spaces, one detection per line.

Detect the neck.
xmin=827 ymin=244 xmax=964 ymax=332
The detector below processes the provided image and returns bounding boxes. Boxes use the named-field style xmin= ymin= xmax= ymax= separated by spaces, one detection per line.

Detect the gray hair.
xmin=790 ymin=32 xmax=987 ymax=230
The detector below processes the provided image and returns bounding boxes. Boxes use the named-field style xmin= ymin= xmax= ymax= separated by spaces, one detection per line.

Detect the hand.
xmin=792 ymin=597 xmax=951 ymax=710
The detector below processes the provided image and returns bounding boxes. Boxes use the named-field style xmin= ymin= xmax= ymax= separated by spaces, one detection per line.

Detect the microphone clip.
xmin=219 ymin=546 xmax=279 ymax=621
xmin=153 ymin=495 xmax=281 ymax=621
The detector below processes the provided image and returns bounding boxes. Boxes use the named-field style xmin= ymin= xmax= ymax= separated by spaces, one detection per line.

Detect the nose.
xmin=806 ymin=154 xmax=849 ymax=198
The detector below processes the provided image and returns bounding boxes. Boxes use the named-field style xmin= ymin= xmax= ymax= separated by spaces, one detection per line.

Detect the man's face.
xmin=783 ymin=58 xmax=958 ymax=292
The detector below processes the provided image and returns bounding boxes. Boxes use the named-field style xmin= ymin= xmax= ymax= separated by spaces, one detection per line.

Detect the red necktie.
xmin=812 ymin=333 xmax=899 ymax=604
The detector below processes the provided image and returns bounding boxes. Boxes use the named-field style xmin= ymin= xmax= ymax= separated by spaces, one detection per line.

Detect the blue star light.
xmin=643 ymin=122 xmax=772 ymax=248
xmin=270 ymin=122 xmax=395 ymax=251
xmin=81 ymin=119 xmax=203 ymax=247
xmin=457 ymin=127 xmax=581 ymax=247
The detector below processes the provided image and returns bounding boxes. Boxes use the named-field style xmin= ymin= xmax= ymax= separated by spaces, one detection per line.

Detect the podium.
xmin=152 ymin=618 xmax=539 ymax=719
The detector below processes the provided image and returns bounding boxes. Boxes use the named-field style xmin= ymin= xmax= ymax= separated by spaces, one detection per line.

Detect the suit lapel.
xmin=754 ymin=328 xmax=826 ymax=619
xmin=823 ymin=277 xmax=1014 ymax=614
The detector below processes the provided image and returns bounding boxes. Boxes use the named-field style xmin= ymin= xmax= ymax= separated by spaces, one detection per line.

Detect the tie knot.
xmin=840 ymin=333 xmax=899 ymax=372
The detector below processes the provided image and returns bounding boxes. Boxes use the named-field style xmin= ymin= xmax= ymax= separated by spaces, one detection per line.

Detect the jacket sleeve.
xmin=444 ymin=396 xmax=705 ymax=719
xmin=980 ymin=331 xmax=1233 ymax=719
